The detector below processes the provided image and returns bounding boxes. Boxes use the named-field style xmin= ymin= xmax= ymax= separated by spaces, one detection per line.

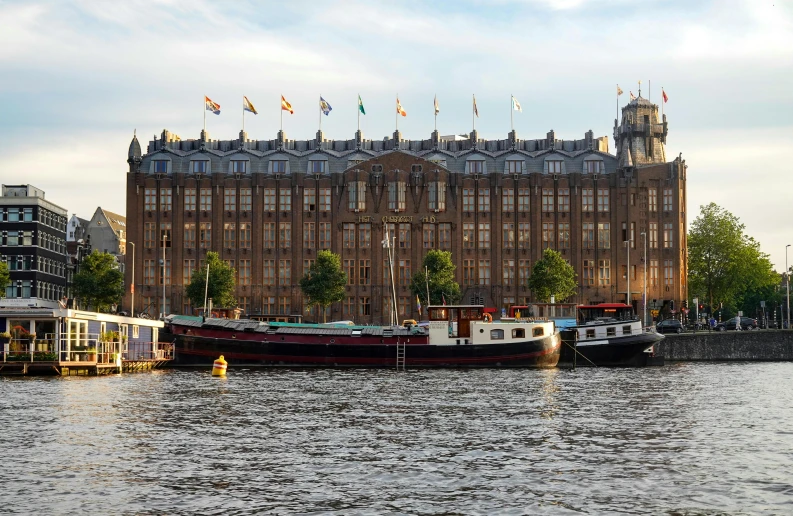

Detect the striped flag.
xmin=629 ymin=91 xmax=636 ymax=101
xmin=434 ymin=95 xmax=439 ymax=115
xmin=205 ymin=96 xmax=220 ymax=115
xmin=662 ymin=89 xmax=669 ymax=103
xmin=281 ymin=95 xmax=293 ymax=114
xmin=512 ymin=95 xmax=522 ymax=112
xmin=416 ymin=294 xmax=422 ymax=316
xmin=358 ymin=94 xmax=366 ymax=115
xmin=243 ymin=96 xmax=257 ymax=114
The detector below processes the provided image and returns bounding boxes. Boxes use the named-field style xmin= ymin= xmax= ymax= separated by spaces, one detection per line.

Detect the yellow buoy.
xmin=212 ymin=355 xmax=228 ymax=376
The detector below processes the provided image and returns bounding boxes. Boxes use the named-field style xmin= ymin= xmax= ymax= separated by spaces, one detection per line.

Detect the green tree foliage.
xmin=299 ymin=250 xmax=347 ymax=322
xmin=185 ymin=251 xmax=236 ymax=310
xmin=688 ymin=203 xmax=778 ymax=313
xmin=0 ymin=261 xmax=9 ymax=297
xmin=409 ymin=250 xmax=462 ymax=306
xmin=527 ymin=248 xmax=578 ymax=302
xmin=73 ymin=251 xmax=124 ymax=311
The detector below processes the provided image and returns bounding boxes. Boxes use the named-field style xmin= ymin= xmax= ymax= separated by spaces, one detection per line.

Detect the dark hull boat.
xmin=165 ymin=305 xmax=561 ymax=369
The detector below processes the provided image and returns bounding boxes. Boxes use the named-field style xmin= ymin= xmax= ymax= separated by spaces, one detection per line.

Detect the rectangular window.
xmin=223 ymin=188 xmax=236 ymax=212
xmin=191 ymin=160 xmax=207 ymax=174
xmin=503 ymin=223 xmax=515 ymax=248
xmin=344 ymin=297 xmax=355 ymax=318
xmin=144 ymin=222 xmax=156 ymax=249
xmin=303 ymin=259 xmax=315 ymax=276
xmin=200 ymin=188 xmax=212 ymax=212
xmin=542 ymin=222 xmax=555 ymax=249
xmin=630 ymin=222 xmax=636 ymax=248
xmin=650 ymin=259 xmax=659 ymax=287
xmin=398 ymin=223 xmax=411 ymax=248
xmin=388 ymin=182 xmax=406 ymax=212
xmin=143 ymin=259 xmax=155 ymax=285
xmin=558 ymin=188 xmax=570 ymax=212
xmin=262 ymin=296 xmax=275 ymax=314
xmin=547 ymin=160 xmax=563 ymax=174
xmin=597 ymin=189 xmax=610 ymax=212
xmin=585 ymin=161 xmax=603 ymax=174
xmin=319 ymin=222 xmax=331 ymax=249
xmin=279 ymin=188 xmax=291 ymax=212
xmin=223 ymin=222 xmax=236 ymax=248
xmin=664 ymin=259 xmax=674 ymax=286
xmin=278 ymin=296 xmax=290 ymax=315
xmin=463 ymin=259 xmax=475 ymax=286
xmin=303 ymin=222 xmax=315 ymax=248
xmin=598 ymin=223 xmax=610 ymax=249
xmin=262 ymin=259 xmax=275 ymax=285
xmin=463 ymin=223 xmax=475 ymax=249
xmin=382 ymin=259 xmax=390 ymax=284
xmin=239 ymin=188 xmax=251 ymax=211
xmin=428 ymin=181 xmax=446 ymax=211
xmin=160 ymin=222 xmax=172 ymax=248
xmin=467 ymin=161 xmax=484 ymax=174
xmin=542 ymin=188 xmax=554 ymax=212
xmin=310 ymin=161 xmax=326 ymax=174
xmin=423 ymin=224 xmax=436 ymax=249
xmin=348 ymin=181 xmax=366 ymax=211
xmin=518 ymin=259 xmax=531 ymax=285
xmin=279 ymin=222 xmax=291 ymax=248
xmin=239 ymin=259 xmax=251 ymax=286
xmin=503 ymin=259 xmax=515 ymax=286
xmin=649 ymin=222 xmax=658 ymax=249
xmin=231 ymin=161 xmax=247 ymax=174
xmin=663 ymin=223 xmax=673 ymax=248
xmin=649 ymin=188 xmax=658 ymax=212
xmin=518 ymin=223 xmax=530 ymax=249
xmin=183 ymin=259 xmax=195 ymax=285
xmin=502 ymin=188 xmax=515 ymax=212
xmin=384 ymin=223 xmax=395 ymax=249
xmin=398 ymin=259 xmax=411 ymax=286
xmin=506 ymin=160 xmax=523 ymax=174
xmin=359 ymin=296 xmax=371 ymax=317
xmin=463 ymin=188 xmax=475 ymax=212
xmin=518 ymin=189 xmax=530 ymax=212
xmin=184 ymin=223 xmax=195 ymax=248
xmin=199 ymin=222 xmax=211 ymax=249
xmin=359 ymin=259 xmax=370 ymax=285
xmin=558 ymin=223 xmax=570 ymax=249
xmin=582 ymin=188 xmax=594 ymax=212
xmin=239 ymin=223 xmax=251 ymax=249
xmin=278 ymin=260 xmax=291 ymax=286
xmin=478 ymin=222 xmax=491 ymax=248
xmin=319 ymin=188 xmax=331 ymax=212
xmin=582 ymin=222 xmax=594 ymax=249
xmin=478 ymin=188 xmax=491 ymax=212
xmin=184 ymin=188 xmax=196 ymax=211
xmin=262 ymin=188 xmax=276 ymax=212
xmin=160 ymin=188 xmax=172 ymax=211
xmin=398 ymin=297 xmax=410 ymax=318
xmin=343 ymin=223 xmax=355 ymax=248
xmin=262 ymin=222 xmax=275 ymax=248
xmin=583 ymin=259 xmax=595 ymax=286
xmin=358 ymin=224 xmax=371 ymax=248
xmin=598 ymin=259 xmax=611 ymax=286
xmin=663 ymin=188 xmax=673 ymax=211
xmin=478 ymin=259 xmax=490 ymax=285
xmin=304 ymin=188 xmax=316 ymax=212
xmin=144 ymin=188 xmax=157 ymax=211
xmin=272 ymin=160 xmax=287 ymax=174
xmin=439 ymin=223 xmax=451 ymax=249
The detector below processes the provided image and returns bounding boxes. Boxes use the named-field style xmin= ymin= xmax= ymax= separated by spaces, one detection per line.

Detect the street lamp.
xmin=624 ymin=240 xmax=630 ymax=307
xmin=127 ymin=241 xmax=135 ymax=317
xmin=787 ymin=244 xmax=790 ymax=330
xmin=641 ymin=232 xmax=647 ymax=326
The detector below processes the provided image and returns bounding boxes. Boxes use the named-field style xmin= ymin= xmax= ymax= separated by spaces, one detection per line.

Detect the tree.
xmin=409 ymin=250 xmax=461 ymax=306
xmin=0 ymin=261 xmax=9 ymax=298
xmin=688 ymin=203 xmax=778 ymax=313
xmin=185 ymin=251 xmax=236 ymax=310
xmin=527 ymin=248 xmax=578 ymax=302
xmin=299 ymin=250 xmax=347 ymax=322
xmin=73 ymin=251 xmax=124 ymax=312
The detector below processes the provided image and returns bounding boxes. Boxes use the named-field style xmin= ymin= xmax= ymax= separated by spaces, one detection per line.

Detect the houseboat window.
xmin=622 ymin=326 xmax=632 ymax=335
xmin=533 ymin=327 xmax=544 ymax=337
xmin=586 ymin=329 xmax=595 ymax=338
xmin=490 ymin=329 xmax=504 ymax=340
xmin=429 ymin=308 xmax=447 ymax=321
xmin=607 ymin=327 xmax=616 ymax=336
xmin=132 ymin=325 xmax=140 ymax=339
xmin=512 ymin=328 xmax=525 ymax=339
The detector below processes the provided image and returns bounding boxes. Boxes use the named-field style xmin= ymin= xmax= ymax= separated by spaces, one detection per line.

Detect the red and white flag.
xmin=662 ymin=89 xmax=669 ymax=103
xmin=629 ymin=91 xmax=636 ymax=101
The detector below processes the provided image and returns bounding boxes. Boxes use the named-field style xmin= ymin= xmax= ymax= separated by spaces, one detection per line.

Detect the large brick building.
xmin=124 ymin=94 xmax=687 ymax=323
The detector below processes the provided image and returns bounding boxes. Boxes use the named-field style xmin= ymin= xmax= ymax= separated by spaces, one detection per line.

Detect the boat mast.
xmin=383 ymin=224 xmax=399 ymax=325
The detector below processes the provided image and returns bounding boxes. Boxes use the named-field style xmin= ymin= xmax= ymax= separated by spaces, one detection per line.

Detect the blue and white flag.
xmin=320 ymin=96 xmax=332 ymax=116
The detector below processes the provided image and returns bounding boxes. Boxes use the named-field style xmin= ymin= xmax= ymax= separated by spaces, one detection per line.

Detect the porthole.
xmin=480 ymin=328 xmax=484 ymax=333
xmin=330 ymin=339 xmax=335 ymax=344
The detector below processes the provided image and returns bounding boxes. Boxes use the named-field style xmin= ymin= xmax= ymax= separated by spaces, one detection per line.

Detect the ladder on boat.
xmin=395 ymin=337 xmax=406 ymax=371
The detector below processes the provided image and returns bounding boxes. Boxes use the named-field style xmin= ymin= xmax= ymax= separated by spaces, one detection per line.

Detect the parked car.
xmin=715 ymin=317 xmax=758 ymax=331
xmin=656 ymin=319 xmax=684 ymax=334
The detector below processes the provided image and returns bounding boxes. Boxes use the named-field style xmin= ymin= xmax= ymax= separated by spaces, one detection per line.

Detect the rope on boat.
xmin=562 ymin=339 xmax=598 ymax=367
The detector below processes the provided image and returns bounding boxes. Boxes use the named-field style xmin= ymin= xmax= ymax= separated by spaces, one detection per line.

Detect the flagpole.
xmin=318 ymin=95 xmax=322 ymax=132
xmin=510 ymin=95 xmax=514 ymax=132
xmin=203 ymin=97 xmax=206 ymax=135
xmin=242 ymin=96 xmax=245 ymax=133
xmin=649 ymin=80 xmax=652 ymax=105
xmin=395 ymin=93 xmax=398 ymax=132
xmin=280 ymin=96 xmax=283 ymax=132
xmin=434 ymin=96 xmax=437 ymax=132
xmin=357 ymin=94 xmax=360 ymax=132
xmin=662 ymin=86 xmax=664 ymax=119
xmin=472 ymin=94 xmax=475 ymax=132
xmin=617 ymin=84 xmax=619 ymax=124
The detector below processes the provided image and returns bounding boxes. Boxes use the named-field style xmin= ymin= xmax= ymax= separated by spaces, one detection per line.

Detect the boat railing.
xmin=2 ymin=334 xmax=59 ymax=362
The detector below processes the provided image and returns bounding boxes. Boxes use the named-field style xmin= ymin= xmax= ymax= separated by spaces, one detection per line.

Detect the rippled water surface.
xmin=2 ymin=363 xmax=792 ymax=515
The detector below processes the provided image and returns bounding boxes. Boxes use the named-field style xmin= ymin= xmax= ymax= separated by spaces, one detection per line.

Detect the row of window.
xmin=4 ymin=281 xmax=65 ymax=301
xmin=142 ymin=186 xmax=676 ymax=214
xmin=0 ymin=231 xmax=65 ymax=253
xmin=0 ymin=255 xmax=66 ymax=277
xmin=0 ymin=208 xmax=67 ymax=231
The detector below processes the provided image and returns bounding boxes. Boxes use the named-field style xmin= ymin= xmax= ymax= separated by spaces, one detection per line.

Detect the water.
xmin=1 ymin=363 xmax=792 ymax=515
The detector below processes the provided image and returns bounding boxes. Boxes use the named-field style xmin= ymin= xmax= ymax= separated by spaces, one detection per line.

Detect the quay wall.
xmin=660 ymin=330 xmax=793 ymax=361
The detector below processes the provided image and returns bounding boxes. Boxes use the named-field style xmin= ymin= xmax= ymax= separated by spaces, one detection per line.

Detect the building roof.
xmin=100 ymin=208 xmax=126 ymax=232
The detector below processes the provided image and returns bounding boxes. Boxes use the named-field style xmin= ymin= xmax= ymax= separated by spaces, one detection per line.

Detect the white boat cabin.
xmin=575 ymin=303 xmax=644 ymax=341
xmin=426 ymin=305 xmax=555 ymax=346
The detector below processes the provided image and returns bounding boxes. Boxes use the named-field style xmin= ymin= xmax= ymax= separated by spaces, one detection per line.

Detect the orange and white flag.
xmin=281 ymin=95 xmax=293 ymax=114
xmin=396 ymin=97 xmax=407 ymax=117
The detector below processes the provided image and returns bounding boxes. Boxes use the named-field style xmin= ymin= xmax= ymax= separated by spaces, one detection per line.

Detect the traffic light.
xmin=699 ymin=304 xmax=704 ymax=311
xmin=682 ymin=300 xmax=687 ymax=309
xmin=670 ymin=300 xmax=675 ymax=310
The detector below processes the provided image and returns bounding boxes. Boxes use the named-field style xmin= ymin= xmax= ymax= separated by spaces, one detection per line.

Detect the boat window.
xmin=352 ymin=329 xmax=362 ymax=337
xmin=429 ymin=308 xmax=447 ymax=321
xmin=586 ymin=329 xmax=595 ymax=338
xmin=512 ymin=328 xmax=525 ymax=339
xmin=607 ymin=327 xmax=616 ymax=336
xmin=490 ymin=329 xmax=504 ymax=340
xmin=532 ymin=327 xmax=544 ymax=337
xmin=622 ymin=326 xmax=632 ymax=335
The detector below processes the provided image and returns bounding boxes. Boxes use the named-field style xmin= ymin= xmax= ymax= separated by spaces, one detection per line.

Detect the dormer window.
xmin=506 ymin=160 xmax=523 ymax=174
xmin=153 ymin=160 xmax=168 ymax=174
xmin=309 ymin=161 xmax=326 ymax=174
xmin=466 ymin=160 xmax=484 ymax=174
xmin=191 ymin=160 xmax=208 ymax=174
xmin=585 ymin=160 xmax=605 ymax=174
xmin=271 ymin=160 xmax=287 ymax=174
xmin=231 ymin=161 xmax=247 ymax=174
xmin=547 ymin=160 xmax=563 ymax=174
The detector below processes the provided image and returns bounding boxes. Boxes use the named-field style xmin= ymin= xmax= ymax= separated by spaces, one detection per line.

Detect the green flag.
xmin=358 ymin=94 xmax=366 ymax=115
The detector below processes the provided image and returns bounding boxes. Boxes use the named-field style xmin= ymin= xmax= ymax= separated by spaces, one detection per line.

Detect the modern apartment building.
xmin=125 ymin=93 xmax=687 ymax=323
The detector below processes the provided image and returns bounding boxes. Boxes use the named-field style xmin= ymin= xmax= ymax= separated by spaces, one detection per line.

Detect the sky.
xmin=1 ymin=0 xmax=792 ymax=270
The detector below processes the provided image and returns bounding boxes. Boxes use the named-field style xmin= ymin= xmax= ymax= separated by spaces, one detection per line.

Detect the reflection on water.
xmin=1 ymin=364 xmax=792 ymax=514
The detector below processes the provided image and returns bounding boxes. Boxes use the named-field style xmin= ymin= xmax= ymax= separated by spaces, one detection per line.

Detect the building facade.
xmin=125 ymin=94 xmax=687 ymax=323
xmin=0 ymin=185 xmax=69 ymax=308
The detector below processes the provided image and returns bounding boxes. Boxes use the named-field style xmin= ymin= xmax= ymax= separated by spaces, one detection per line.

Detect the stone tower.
xmin=614 ymin=90 xmax=668 ymax=168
